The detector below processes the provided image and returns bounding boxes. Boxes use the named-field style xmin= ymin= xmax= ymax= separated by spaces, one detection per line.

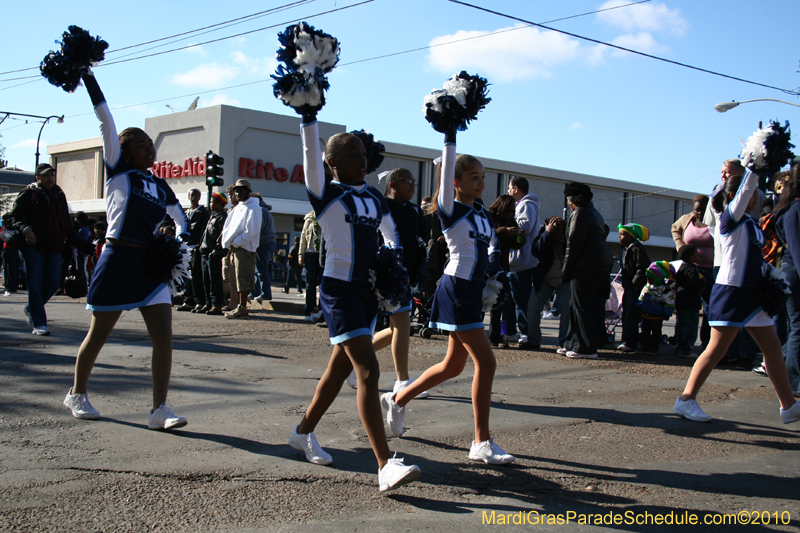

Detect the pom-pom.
xmin=272 ymin=22 xmax=339 ymax=115
xmin=271 ymin=66 xmax=327 ymax=116
xmin=758 ymin=263 xmax=790 ymax=317
xmin=423 ymin=71 xmax=491 ymax=134
xmin=144 ymin=233 xmax=192 ymax=297
xmin=482 ymin=272 xmax=509 ymax=312
xmin=370 ymin=247 xmax=409 ymax=313
xmin=349 ymin=130 xmax=385 ymax=174
xmin=740 ymin=121 xmax=795 ymax=176
xmin=40 ymin=26 xmax=108 ymax=93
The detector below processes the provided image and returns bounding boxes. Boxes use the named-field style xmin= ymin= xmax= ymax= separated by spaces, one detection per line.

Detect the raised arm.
xmin=301 ymin=120 xmax=325 ymax=199
xmin=82 ymin=73 xmax=122 ymax=170
xmin=728 ymin=169 xmax=758 ymax=223
xmin=437 ymin=139 xmax=457 ymax=216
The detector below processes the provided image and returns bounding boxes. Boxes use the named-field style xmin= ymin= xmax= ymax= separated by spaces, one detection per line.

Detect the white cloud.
xmin=569 ymin=122 xmax=585 ymax=131
xmin=184 ymin=44 xmax=208 ymax=56
xmin=589 ymin=32 xmax=671 ymax=64
xmin=231 ymin=51 xmax=278 ymax=76
xmin=597 ymin=0 xmax=688 ymax=36
xmin=12 ymin=139 xmax=36 ymax=149
xmin=201 ymin=94 xmax=242 ymax=108
xmin=426 ymin=25 xmax=581 ymax=81
xmin=171 ymin=63 xmax=240 ymax=88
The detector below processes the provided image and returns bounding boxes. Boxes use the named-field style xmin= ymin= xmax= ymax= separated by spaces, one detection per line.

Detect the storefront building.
xmin=47 ymin=104 xmax=698 ymax=279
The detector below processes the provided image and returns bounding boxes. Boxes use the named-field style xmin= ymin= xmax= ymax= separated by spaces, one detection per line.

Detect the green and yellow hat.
xmin=618 ymin=223 xmax=650 ymax=242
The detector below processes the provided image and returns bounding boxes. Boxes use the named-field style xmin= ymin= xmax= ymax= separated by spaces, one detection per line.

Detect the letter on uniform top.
xmin=291 ymin=164 xmax=305 ymax=184
xmin=275 ymin=167 xmax=289 ymax=182
xmin=239 ymin=158 xmax=256 ymax=179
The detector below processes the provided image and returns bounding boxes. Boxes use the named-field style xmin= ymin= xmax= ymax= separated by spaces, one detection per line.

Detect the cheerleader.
xmin=674 ymin=166 xmax=799 ymax=424
xmin=380 ymin=135 xmax=515 ymax=465
xmin=346 ymin=168 xmax=430 ymax=398
xmin=62 ymin=71 xmax=190 ymax=430
xmin=287 ymin=114 xmax=421 ymax=492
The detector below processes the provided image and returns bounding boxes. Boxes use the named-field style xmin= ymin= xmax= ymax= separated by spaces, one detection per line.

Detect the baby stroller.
xmin=411 ymin=295 xmax=434 ymax=338
xmin=605 ymin=272 xmax=624 ymax=345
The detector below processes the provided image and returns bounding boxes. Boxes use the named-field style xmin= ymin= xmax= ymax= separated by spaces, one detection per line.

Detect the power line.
xmin=447 ymin=0 xmax=799 ymax=96
xmin=0 ymin=0 xmax=317 ymax=78
xmin=0 ymin=0 xmax=371 ymax=84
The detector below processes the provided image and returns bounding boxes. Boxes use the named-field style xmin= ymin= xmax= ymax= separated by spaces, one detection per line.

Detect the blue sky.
xmin=1 ymin=0 xmax=798 ymax=196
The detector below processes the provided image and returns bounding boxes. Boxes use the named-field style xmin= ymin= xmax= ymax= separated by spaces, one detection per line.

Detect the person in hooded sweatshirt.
xmin=507 ymin=177 xmax=541 ymax=350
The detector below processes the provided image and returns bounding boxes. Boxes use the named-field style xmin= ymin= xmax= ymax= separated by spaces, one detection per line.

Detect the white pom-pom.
xmin=481 ymin=273 xmax=503 ymax=312
xmin=167 ymin=242 xmax=192 ymax=297
xmin=293 ymin=31 xmax=338 ymax=72
xmin=443 ymin=76 xmax=470 ymax=107
xmin=740 ymin=126 xmax=772 ymax=170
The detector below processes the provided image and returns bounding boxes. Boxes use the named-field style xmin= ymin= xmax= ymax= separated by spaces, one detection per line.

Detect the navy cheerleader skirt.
xmin=429 ymin=274 xmax=485 ymax=331
xmin=87 ymin=243 xmax=170 ymax=312
xmin=319 ymin=276 xmax=378 ymax=344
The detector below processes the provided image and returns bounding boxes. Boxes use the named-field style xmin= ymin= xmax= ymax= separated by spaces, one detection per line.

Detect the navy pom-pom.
xmin=40 ymin=26 xmax=108 ymax=93
xmin=350 ymin=130 xmax=385 ymax=174
xmin=370 ymin=247 xmax=410 ymax=313
xmin=144 ymin=233 xmax=192 ymax=297
xmin=757 ymin=263 xmax=790 ymax=317
xmin=423 ymin=71 xmax=491 ymax=134
xmin=272 ymin=22 xmax=339 ymax=115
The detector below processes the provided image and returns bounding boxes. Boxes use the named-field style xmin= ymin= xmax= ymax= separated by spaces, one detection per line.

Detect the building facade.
xmin=47 ymin=105 xmax=698 ymax=277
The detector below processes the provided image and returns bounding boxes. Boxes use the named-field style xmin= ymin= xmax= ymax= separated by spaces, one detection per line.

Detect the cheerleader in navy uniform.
xmin=287 ymin=114 xmax=421 ymax=492
xmin=62 ymin=71 xmax=190 ymax=430
xmin=674 ymin=159 xmax=799 ymax=424
xmin=381 ymin=135 xmax=515 ymax=465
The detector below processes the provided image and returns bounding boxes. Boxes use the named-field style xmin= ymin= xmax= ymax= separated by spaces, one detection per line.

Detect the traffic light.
xmin=205 ymin=150 xmax=225 ymax=188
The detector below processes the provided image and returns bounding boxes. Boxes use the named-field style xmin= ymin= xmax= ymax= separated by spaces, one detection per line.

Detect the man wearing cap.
xmin=198 ymin=191 xmax=229 ymax=315
xmin=177 ymin=188 xmax=210 ymax=312
xmin=221 ymin=179 xmax=261 ymax=319
xmin=6 ymin=163 xmax=72 ymax=335
xmin=617 ymin=223 xmax=651 ymax=353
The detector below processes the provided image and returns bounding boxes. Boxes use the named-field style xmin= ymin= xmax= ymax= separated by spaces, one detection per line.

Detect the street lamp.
xmin=714 ymin=99 xmax=800 ymax=113
xmin=0 ymin=111 xmax=64 ymax=170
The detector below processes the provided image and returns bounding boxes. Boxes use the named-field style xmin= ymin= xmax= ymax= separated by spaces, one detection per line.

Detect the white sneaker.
xmin=556 ymin=347 xmax=568 ymax=355
xmin=24 ymin=305 xmax=33 ymax=328
xmin=469 ymin=438 xmax=515 ymax=464
xmin=542 ymin=311 xmax=559 ymax=320
xmin=288 ymin=426 xmax=333 ymax=465
xmin=673 ymin=397 xmax=712 ymax=422
xmin=32 ymin=326 xmax=51 ymax=336
xmin=378 ymin=455 xmax=420 ymax=492
xmin=380 ymin=392 xmax=405 ymax=437
xmin=345 ymin=370 xmax=357 ymax=389
xmin=780 ymin=402 xmax=800 ymax=424
xmin=505 ymin=333 xmax=520 ymax=343
xmin=63 ymin=389 xmax=100 ymax=420
xmin=311 ymin=310 xmax=324 ymax=323
xmin=304 ymin=315 xmax=314 ymax=323
xmin=566 ymin=351 xmax=597 ymax=359
xmin=394 ymin=378 xmax=430 ymax=399
xmin=148 ymin=403 xmax=187 ymax=430
xmin=616 ymin=343 xmax=635 ymax=353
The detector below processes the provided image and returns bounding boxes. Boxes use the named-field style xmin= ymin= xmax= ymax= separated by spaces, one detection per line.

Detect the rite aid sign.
xmin=151 ymin=156 xmax=304 ymax=185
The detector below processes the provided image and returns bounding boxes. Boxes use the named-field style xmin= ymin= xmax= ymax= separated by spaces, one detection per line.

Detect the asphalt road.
xmin=0 ymin=290 xmax=798 ymax=532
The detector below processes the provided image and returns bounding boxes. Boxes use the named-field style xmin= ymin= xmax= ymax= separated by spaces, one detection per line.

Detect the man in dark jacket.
xmin=617 ymin=223 xmax=651 ymax=353
xmin=177 ymin=188 xmax=210 ymax=312
xmin=198 ymin=192 xmax=228 ymax=315
xmin=561 ymin=182 xmax=612 ymax=359
xmin=7 ymin=163 xmax=72 ymax=335
xmin=671 ymin=245 xmax=704 ymax=357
